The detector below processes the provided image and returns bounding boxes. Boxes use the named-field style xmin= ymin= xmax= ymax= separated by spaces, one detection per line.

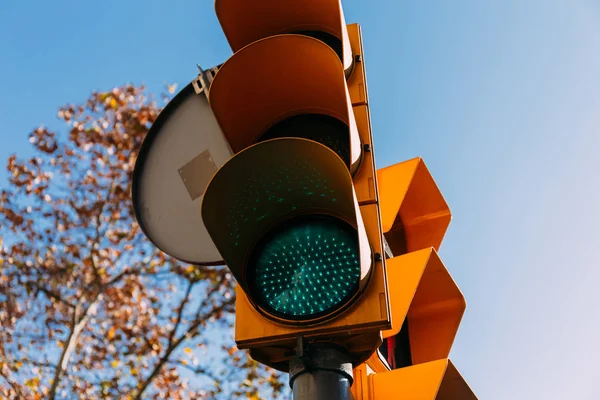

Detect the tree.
xmin=0 ymin=84 xmax=287 ymax=399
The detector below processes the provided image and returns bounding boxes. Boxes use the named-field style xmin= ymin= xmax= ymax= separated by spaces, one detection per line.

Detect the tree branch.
xmin=132 ymin=294 xmax=235 ymax=400
xmin=103 ymin=267 xmax=141 ymax=288
xmin=91 ymin=179 xmax=117 ymax=284
xmin=167 ymin=280 xmax=194 ymax=349
xmin=170 ymin=360 xmax=219 ymax=382
xmin=0 ymin=362 xmax=25 ymax=399
xmin=27 ymin=281 xmax=75 ymax=309
xmin=195 ymin=271 xmax=228 ymax=321
xmin=22 ymin=359 xmax=56 ymax=369
xmin=47 ymin=290 xmax=101 ymax=400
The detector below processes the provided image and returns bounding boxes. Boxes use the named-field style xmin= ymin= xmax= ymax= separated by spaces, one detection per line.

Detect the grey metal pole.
xmin=289 ymin=339 xmax=354 ymax=400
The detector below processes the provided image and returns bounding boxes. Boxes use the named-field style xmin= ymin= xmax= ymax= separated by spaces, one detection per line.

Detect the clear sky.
xmin=2 ymin=1 xmax=600 ymax=399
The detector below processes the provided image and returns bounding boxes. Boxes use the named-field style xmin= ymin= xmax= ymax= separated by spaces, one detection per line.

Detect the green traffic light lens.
xmin=248 ymin=215 xmax=361 ymax=321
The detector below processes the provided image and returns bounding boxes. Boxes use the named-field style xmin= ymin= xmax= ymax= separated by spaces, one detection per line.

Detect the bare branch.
xmin=170 ymin=360 xmax=219 ymax=382
xmin=103 ymin=267 xmax=141 ymax=288
xmin=167 ymin=280 xmax=194 ymax=349
xmin=91 ymin=179 xmax=117 ymax=284
xmin=194 ymin=271 xmax=228 ymax=321
xmin=47 ymin=291 xmax=101 ymax=400
xmin=132 ymin=295 xmax=235 ymax=400
xmin=0 ymin=367 xmax=25 ymax=400
xmin=26 ymin=281 xmax=75 ymax=309
xmin=22 ymin=359 xmax=56 ymax=369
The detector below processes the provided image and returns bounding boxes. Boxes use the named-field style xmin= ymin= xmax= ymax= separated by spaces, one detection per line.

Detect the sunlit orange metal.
xmin=350 ymin=363 xmax=373 ymax=400
xmin=347 ymin=23 xmax=369 ymax=106
xmin=351 ymin=359 xmax=477 ymax=399
xmin=366 ymin=350 xmax=391 ymax=374
xmin=377 ymin=158 xmax=451 ymax=255
xmin=353 ymin=105 xmax=376 ymax=205
xmin=208 ymin=35 xmax=362 ymax=173
xmin=381 ymin=248 xmax=465 ymax=365
xmin=371 ymin=359 xmax=478 ymax=399
xmin=435 ymin=360 xmax=478 ymax=400
xmin=347 ymin=23 xmax=378 ymax=206
xmin=372 ymin=359 xmax=448 ymax=399
xmin=215 ymin=0 xmax=353 ymax=73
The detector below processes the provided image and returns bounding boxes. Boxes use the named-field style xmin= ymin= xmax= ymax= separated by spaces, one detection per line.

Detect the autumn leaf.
xmin=25 ymin=377 xmax=40 ymax=389
xmin=167 ymin=84 xmax=177 ymax=94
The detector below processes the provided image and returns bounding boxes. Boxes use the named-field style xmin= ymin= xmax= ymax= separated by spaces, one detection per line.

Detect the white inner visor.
xmin=133 ymin=82 xmax=232 ymax=265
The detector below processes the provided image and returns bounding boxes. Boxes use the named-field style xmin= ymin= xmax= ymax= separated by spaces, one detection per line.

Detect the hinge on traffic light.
xmin=192 ymin=64 xmax=221 ymax=98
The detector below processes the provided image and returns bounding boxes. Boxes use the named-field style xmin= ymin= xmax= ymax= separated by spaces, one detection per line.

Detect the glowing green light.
xmin=249 ymin=215 xmax=360 ymax=320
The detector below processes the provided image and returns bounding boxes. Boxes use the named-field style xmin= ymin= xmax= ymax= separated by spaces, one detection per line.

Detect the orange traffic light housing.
xmin=352 ymin=359 xmax=477 ymax=399
xmin=378 ymin=158 xmax=452 ymax=255
xmin=201 ymin=0 xmax=390 ymax=371
xmin=371 ymin=359 xmax=476 ymax=400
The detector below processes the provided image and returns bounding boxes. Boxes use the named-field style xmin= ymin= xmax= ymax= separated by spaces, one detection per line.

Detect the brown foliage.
xmin=0 ymin=85 xmax=286 ymax=399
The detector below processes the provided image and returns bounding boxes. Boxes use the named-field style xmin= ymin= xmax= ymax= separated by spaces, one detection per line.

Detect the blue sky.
xmin=2 ymin=1 xmax=600 ymax=399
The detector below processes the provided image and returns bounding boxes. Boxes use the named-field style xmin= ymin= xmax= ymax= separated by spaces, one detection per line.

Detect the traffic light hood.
xmin=208 ymin=34 xmax=362 ymax=174
xmin=215 ymin=0 xmax=353 ymax=74
xmin=377 ymin=158 xmax=452 ymax=255
xmin=201 ymin=138 xmax=372 ymax=318
xmin=370 ymin=359 xmax=477 ymax=399
xmin=382 ymin=249 xmax=465 ymax=364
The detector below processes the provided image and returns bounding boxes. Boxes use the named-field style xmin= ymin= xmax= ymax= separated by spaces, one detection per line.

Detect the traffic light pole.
xmin=289 ymin=338 xmax=354 ymax=400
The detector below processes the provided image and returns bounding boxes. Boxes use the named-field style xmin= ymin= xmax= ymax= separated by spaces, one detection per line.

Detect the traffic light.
xmin=131 ymin=0 xmax=477 ymax=396
xmin=201 ymin=0 xmax=390 ymax=372
xmin=347 ymin=159 xmax=477 ymax=399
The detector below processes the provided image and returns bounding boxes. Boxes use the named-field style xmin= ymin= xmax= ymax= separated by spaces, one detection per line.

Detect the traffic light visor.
xmin=382 ymin=249 xmax=465 ymax=364
xmin=371 ymin=359 xmax=477 ymax=399
xmin=378 ymin=158 xmax=451 ymax=254
xmin=215 ymin=0 xmax=353 ymax=73
xmin=208 ymin=35 xmax=361 ymax=174
xmin=201 ymin=138 xmax=372 ymax=321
